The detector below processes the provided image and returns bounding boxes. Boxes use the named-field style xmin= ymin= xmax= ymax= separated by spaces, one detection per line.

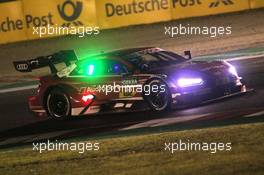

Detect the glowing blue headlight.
xmin=177 ymin=78 xmax=203 ymax=87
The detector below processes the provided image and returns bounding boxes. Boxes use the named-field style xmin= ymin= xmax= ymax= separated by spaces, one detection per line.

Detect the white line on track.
xmin=119 ymin=113 xmax=212 ymax=130
xmin=196 ymin=51 xmax=264 ymax=60
xmin=243 ymin=111 xmax=264 ymax=118
xmin=226 ymin=54 xmax=264 ymax=62
xmin=0 ymin=85 xmax=38 ymax=94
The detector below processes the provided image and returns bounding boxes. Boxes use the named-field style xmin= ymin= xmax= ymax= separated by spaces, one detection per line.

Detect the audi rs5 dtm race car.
xmin=14 ymin=47 xmax=247 ymax=120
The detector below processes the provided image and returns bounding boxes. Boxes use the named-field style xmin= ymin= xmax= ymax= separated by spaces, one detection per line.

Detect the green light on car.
xmin=78 ymin=59 xmax=105 ymax=76
xmin=87 ymin=64 xmax=95 ymax=75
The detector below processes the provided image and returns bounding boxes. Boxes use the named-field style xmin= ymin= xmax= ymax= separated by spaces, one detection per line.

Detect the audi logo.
xmin=16 ymin=64 xmax=28 ymax=70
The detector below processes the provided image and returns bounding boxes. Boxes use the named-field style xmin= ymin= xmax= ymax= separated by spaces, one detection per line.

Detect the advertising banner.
xmin=250 ymin=0 xmax=264 ymax=9
xmin=95 ymin=0 xmax=172 ymax=29
xmin=0 ymin=1 xmax=27 ymax=44
xmin=0 ymin=0 xmax=256 ymax=45
xmin=22 ymin=0 xmax=98 ymax=39
xmin=170 ymin=0 xmax=250 ymax=20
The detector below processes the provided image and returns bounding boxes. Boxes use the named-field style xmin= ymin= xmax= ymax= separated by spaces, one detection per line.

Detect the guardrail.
xmin=0 ymin=0 xmax=263 ymax=44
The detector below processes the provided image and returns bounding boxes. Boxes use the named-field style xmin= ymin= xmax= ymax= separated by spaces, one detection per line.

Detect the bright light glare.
xmin=178 ymin=78 xmax=203 ymax=87
xmin=87 ymin=65 xmax=94 ymax=75
xmin=82 ymin=94 xmax=94 ymax=102
xmin=229 ymin=66 xmax=238 ymax=77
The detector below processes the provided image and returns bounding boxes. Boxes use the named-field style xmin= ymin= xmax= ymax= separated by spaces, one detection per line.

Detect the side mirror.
xmin=184 ymin=50 xmax=192 ymax=60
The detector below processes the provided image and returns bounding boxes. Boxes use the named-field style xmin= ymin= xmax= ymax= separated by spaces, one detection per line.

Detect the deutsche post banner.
xmin=22 ymin=0 xmax=98 ymax=39
xmin=250 ymin=0 xmax=264 ymax=9
xmin=95 ymin=0 xmax=172 ymax=29
xmin=170 ymin=0 xmax=250 ymax=20
xmin=0 ymin=1 xmax=27 ymax=44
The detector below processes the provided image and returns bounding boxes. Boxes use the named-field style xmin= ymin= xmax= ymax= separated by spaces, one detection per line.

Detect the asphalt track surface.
xmin=0 ymin=57 xmax=264 ymax=148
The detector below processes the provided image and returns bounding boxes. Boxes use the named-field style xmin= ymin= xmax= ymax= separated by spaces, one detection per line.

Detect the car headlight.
xmin=177 ymin=78 xmax=204 ymax=87
xmin=224 ymin=61 xmax=238 ymax=77
xmin=228 ymin=65 xmax=238 ymax=77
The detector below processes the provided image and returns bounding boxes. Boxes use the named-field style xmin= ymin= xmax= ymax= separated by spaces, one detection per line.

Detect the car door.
xmin=66 ymin=59 xmax=132 ymax=101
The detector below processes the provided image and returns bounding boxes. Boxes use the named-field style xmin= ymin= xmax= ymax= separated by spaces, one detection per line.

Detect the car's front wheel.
xmin=143 ymin=78 xmax=172 ymax=111
xmin=46 ymin=88 xmax=71 ymax=120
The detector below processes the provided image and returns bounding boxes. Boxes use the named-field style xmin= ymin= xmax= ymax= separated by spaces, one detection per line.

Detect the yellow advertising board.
xmin=250 ymin=0 xmax=264 ymax=9
xmin=95 ymin=0 xmax=172 ymax=29
xmin=0 ymin=1 xmax=27 ymax=44
xmin=170 ymin=0 xmax=250 ymax=20
xmin=22 ymin=0 xmax=98 ymax=39
xmin=0 ymin=0 xmax=256 ymax=45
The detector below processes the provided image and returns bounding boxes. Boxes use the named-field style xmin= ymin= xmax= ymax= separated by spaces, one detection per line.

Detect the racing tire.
xmin=46 ymin=88 xmax=71 ymax=120
xmin=143 ymin=78 xmax=172 ymax=111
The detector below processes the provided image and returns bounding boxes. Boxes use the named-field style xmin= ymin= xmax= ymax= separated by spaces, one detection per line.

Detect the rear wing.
xmin=13 ymin=50 xmax=78 ymax=74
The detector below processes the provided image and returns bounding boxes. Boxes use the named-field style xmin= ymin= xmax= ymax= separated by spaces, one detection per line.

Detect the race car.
xmin=13 ymin=47 xmax=247 ymax=120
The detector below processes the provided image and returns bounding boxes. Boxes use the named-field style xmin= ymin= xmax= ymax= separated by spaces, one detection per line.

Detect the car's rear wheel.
xmin=143 ymin=78 xmax=172 ymax=111
xmin=46 ymin=88 xmax=71 ymax=120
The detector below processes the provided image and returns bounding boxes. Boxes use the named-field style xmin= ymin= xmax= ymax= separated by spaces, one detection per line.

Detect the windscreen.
xmin=125 ymin=51 xmax=186 ymax=69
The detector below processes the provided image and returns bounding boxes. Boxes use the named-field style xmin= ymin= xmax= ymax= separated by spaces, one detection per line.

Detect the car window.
xmin=157 ymin=51 xmax=186 ymax=62
xmin=125 ymin=51 xmax=186 ymax=70
xmin=106 ymin=61 xmax=128 ymax=75
xmin=141 ymin=54 xmax=162 ymax=68
xmin=70 ymin=59 xmax=128 ymax=76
